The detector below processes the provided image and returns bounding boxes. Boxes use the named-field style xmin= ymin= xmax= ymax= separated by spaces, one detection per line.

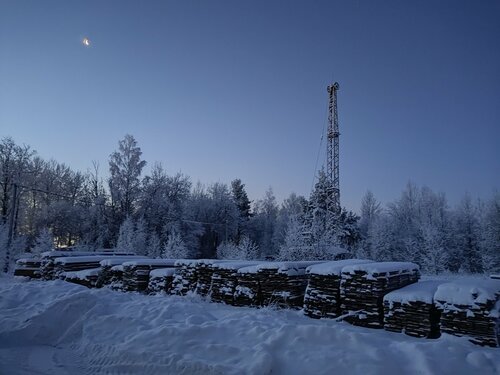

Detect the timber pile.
xmin=340 ymin=262 xmax=420 ymax=328
xmin=95 ymin=257 xmax=146 ymax=288
xmin=234 ymin=261 xmax=317 ymax=307
xmin=303 ymin=259 xmax=373 ymax=319
xmin=54 ymin=255 xmax=141 ymax=279
xmin=108 ymin=265 xmax=125 ymax=291
xmin=234 ymin=266 xmax=264 ymax=306
xmin=122 ymin=259 xmax=177 ymax=292
xmin=171 ymin=259 xmax=200 ymax=296
xmin=39 ymin=250 xmax=135 ymax=280
xmin=383 ymin=280 xmax=444 ymax=338
xmin=434 ymin=280 xmax=500 ymax=347
xmin=63 ymin=268 xmax=101 ymax=288
xmin=14 ymin=258 xmax=42 ymax=278
xmin=148 ymin=268 xmax=176 ymax=294
xmin=195 ymin=260 xmax=230 ymax=296
xmin=211 ymin=261 xmax=261 ymax=304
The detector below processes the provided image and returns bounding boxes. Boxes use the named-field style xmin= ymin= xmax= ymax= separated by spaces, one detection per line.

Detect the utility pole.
xmin=326 ymin=82 xmax=341 ymax=215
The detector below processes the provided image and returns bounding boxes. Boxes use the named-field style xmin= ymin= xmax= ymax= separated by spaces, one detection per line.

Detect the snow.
xmin=110 ymin=265 xmax=123 ymax=272
xmin=212 ymin=261 xmax=263 ymax=271
xmin=54 ymin=255 xmax=145 ymax=265
xmin=434 ymin=279 xmax=500 ymax=306
xmin=384 ymin=280 xmax=445 ymax=304
xmin=99 ymin=257 xmax=149 ymax=267
xmin=41 ymin=250 xmax=135 ymax=258
xmin=150 ymin=268 xmax=176 ymax=278
xmin=63 ymin=268 xmax=101 ymax=280
xmin=121 ymin=259 xmax=177 ymax=267
xmin=0 ymin=276 xmax=499 ymax=375
xmin=306 ymin=259 xmax=374 ymax=276
xmin=342 ymin=262 xmax=420 ymax=276
xmin=238 ymin=261 xmax=324 ymax=276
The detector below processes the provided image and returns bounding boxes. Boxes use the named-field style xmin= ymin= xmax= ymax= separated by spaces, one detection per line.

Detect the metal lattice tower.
xmin=326 ymin=82 xmax=340 ymax=214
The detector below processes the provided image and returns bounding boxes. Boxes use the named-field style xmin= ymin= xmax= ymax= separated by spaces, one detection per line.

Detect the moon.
xmin=82 ymin=37 xmax=91 ymax=47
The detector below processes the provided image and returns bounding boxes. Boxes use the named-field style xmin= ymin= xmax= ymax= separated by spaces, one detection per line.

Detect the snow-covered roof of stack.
xmin=384 ymin=280 xmax=445 ymax=304
xmin=100 ymin=257 xmax=148 ymax=267
xmin=237 ymin=261 xmax=324 ymax=276
xmin=341 ymin=262 xmax=420 ymax=276
xmin=306 ymin=259 xmax=374 ymax=276
xmin=63 ymin=268 xmax=101 ymax=280
xmin=150 ymin=268 xmax=176 ymax=278
xmin=55 ymin=255 xmax=144 ymax=265
xmin=212 ymin=261 xmax=263 ymax=271
xmin=111 ymin=265 xmax=123 ymax=272
xmin=434 ymin=279 xmax=500 ymax=306
xmin=122 ymin=259 xmax=177 ymax=267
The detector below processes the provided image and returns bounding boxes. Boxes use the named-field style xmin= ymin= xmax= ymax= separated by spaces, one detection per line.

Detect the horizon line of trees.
xmin=0 ymin=135 xmax=498 ymax=274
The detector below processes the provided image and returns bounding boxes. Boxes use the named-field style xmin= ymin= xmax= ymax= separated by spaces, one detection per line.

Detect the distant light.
xmin=82 ymin=37 xmax=91 ymax=47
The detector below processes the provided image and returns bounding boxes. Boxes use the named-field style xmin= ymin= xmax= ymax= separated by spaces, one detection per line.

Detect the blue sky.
xmin=1 ymin=0 xmax=499 ymax=212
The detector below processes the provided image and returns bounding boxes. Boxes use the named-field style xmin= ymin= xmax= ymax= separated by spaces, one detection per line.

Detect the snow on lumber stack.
xmin=340 ymin=262 xmax=420 ymax=328
xmin=171 ymin=259 xmax=201 ymax=296
xmin=303 ymin=259 xmax=373 ymax=319
xmin=234 ymin=265 xmax=264 ymax=306
xmin=148 ymin=268 xmax=176 ymax=294
xmin=383 ymin=280 xmax=444 ymax=338
xmin=434 ymin=280 xmax=500 ymax=347
xmin=39 ymin=250 xmax=135 ymax=280
xmin=108 ymin=265 xmax=125 ymax=291
xmin=122 ymin=259 xmax=177 ymax=292
xmin=247 ymin=261 xmax=324 ymax=308
xmin=53 ymin=255 xmax=143 ymax=280
xmin=63 ymin=268 xmax=101 ymax=288
xmin=210 ymin=261 xmax=262 ymax=304
xmin=195 ymin=260 xmax=232 ymax=296
xmin=95 ymin=257 xmax=149 ymax=288
xmin=14 ymin=258 xmax=42 ymax=279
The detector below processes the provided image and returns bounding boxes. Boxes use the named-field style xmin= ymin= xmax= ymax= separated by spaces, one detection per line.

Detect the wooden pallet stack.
xmin=303 ymin=259 xmax=373 ymax=319
xmin=434 ymin=280 xmax=500 ymax=347
xmin=14 ymin=258 xmax=42 ymax=278
xmin=340 ymin=262 xmax=420 ymax=328
xmin=122 ymin=259 xmax=177 ymax=292
xmin=211 ymin=261 xmax=261 ymax=304
xmin=95 ymin=257 xmax=146 ymax=288
xmin=171 ymin=259 xmax=200 ymax=295
xmin=63 ymin=268 xmax=101 ymax=288
xmin=383 ymin=280 xmax=444 ymax=338
xmin=256 ymin=261 xmax=324 ymax=308
xmin=148 ymin=268 xmax=176 ymax=294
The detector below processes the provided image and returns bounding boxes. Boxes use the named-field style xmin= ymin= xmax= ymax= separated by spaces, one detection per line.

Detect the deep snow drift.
xmin=0 ymin=277 xmax=498 ymax=375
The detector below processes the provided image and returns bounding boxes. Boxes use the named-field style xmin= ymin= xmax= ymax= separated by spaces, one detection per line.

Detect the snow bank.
xmin=384 ymin=280 xmax=445 ymax=304
xmin=434 ymin=280 xmax=500 ymax=306
xmin=306 ymin=259 xmax=373 ymax=276
xmin=0 ymin=277 xmax=498 ymax=375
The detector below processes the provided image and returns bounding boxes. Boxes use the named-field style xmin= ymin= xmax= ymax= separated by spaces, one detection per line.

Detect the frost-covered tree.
xmin=251 ymin=187 xmax=278 ymax=258
xmin=31 ymin=228 xmax=53 ymax=256
xmin=0 ymin=223 xmax=9 ymax=272
xmin=116 ymin=217 xmax=135 ymax=252
xmin=109 ymin=135 xmax=146 ymax=232
xmin=278 ymin=215 xmax=310 ymax=261
xmin=162 ymin=229 xmax=189 ymax=259
xmin=132 ymin=217 xmax=148 ymax=256
xmin=216 ymin=236 xmax=259 ymax=260
xmin=147 ymin=232 xmax=162 ymax=259
xmin=481 ymin=192 xmax=500 ymax=273
xmin=231 ymin=178 xmax=252 ymax=241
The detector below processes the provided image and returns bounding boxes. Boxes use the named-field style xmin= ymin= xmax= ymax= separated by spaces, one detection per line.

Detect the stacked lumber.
xmin=63 ymin=268 xmax=101 ymax=288
xmin=14 ymin=258 xmax=42 ymax=278
xmin=54 ymin=255 xmax=141 ymax=279
xmin=122 ymin=259 xmax=177 ymax=292
xmin=195 ymin=260 xmax=230 ymax=296
xmin=148 ymin=268 xmax=176 ymax=294
xmin=303 ymin=259 xmax=373 ymax=319
xmin=171 ymin=259 xmax=200 ymax=295
xmin=383 ymin=280 xmax=444 ymax=338
xmin=340 ymin=262 xmax=420 ymax=328
xmin=234 ymin=266 xmax=264 ymax=307
xmin=95 ymin=257 xmax=147 ymax=288
xmin=39 ymin=250 xmax=135 ymax=280
xmin=434 ymin=280 xmax=500 ymax=347
xmin=108 ymin=265 xmax=125 ymax=291
xmin=211 ymin=261 xmax=261 ymax=304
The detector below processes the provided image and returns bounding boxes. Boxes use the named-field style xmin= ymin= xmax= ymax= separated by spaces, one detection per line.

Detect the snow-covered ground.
xmin=0 ymin=276 xmax=498 ymax=375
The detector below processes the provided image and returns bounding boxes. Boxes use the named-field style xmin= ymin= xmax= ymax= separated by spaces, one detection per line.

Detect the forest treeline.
xmin=0 ymin=135 xmax=498 ymax=274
